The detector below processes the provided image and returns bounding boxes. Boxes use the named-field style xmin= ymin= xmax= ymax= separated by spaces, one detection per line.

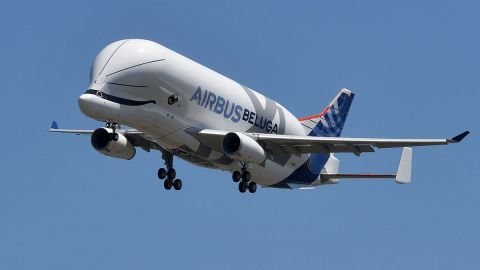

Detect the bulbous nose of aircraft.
xmin=79 ymin=39 xmax=168 ymax=119
xmin=89 ymin=39 xmax=167 ymax=86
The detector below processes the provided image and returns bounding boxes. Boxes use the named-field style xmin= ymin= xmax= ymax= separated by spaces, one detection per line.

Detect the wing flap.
xmin=280 ymin=144 xmax=375 ymax=155
xmin=256 ymin=133 xmax=449 ymax=147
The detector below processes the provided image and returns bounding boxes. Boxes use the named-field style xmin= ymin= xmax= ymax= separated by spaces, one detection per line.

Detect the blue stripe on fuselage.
xmin=274 ymin=152 xmax=329 ymax=187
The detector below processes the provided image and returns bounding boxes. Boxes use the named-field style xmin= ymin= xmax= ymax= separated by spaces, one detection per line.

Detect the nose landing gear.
xmin=105 ymin=121 xmax=120 ymax=141
xmin=157 ymin=151 xmax=182 ymax=191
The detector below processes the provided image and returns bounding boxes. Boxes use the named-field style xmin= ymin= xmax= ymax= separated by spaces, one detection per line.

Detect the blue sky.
xmin=1 ymin=0 xmax=478 ymax=269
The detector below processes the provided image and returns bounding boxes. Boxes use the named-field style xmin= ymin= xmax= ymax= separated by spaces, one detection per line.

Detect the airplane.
xmin=49 ymin=39 xmax=469 ymax=193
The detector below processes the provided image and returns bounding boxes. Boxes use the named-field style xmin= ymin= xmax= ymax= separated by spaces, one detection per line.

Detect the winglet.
xmin=50 ymin=121 xmax=59 ymax=129
xmin=395 ymin=147 xmax=412 ymax=184
xmin=448 ymin=131 xmax=470 ymax=143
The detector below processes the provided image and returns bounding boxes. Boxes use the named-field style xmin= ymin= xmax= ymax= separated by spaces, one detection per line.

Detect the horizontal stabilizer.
xmin=320 ymin=147 xmax=413 ymax=184
xmin=322 ymin=173 xmax=396 ymax=179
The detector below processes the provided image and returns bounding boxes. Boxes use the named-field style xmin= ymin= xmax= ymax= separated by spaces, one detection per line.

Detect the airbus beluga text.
xmin=49 ymin=39 xmax=469 ymax=193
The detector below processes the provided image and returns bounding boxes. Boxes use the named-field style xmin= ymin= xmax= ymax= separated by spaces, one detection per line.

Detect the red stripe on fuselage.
xmin=297 ymin=106 xmax=330 ymax=121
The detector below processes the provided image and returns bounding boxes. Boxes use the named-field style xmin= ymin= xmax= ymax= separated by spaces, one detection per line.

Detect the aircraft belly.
xmin=173 ymin=149 xmax=302 ymax=186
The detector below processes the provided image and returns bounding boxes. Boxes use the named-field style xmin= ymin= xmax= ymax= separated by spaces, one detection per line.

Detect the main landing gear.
xmin=232 ymin=163 xmax=257 ymax=193
xmin=157 ymin=151 xmax=182 ymax=191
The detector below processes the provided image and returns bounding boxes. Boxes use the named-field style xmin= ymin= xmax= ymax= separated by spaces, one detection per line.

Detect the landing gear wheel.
xmin=173 ymin=179 xmax=182 ymax=190
xmin=167 ymin=168 xmax=176 ymax=179
xmin=248 ymin=182 xmax=257 ymax=193
xmin=157 ymin=168 xmax=167 ymax=179
xmin=232 ymin=171 xmax=241 ymax=182
xmin=164 ymin=178 xmax=173 ymax=190
xmin=238 ymin=181 xmax=247 ymax=193
xmin=241 ymin=171 xmax=251 ymax=182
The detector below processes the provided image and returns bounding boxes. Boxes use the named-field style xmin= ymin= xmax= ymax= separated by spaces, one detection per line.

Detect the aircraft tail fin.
xmin=395 ymin=147 xmax=412 ymax=184
xmin=298 ymin=88 xmax=355 ymax=137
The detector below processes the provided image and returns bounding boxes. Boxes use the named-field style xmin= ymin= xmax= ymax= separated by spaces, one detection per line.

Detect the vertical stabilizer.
xmin=299 ymin=88 xmax=355 ymax=137
xmin=395 ymin=147 xmax=412 ymax=184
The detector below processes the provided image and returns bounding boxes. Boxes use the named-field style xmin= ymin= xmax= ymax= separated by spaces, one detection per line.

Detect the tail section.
xmin=299 ymin=88 xmax=355 ymax=137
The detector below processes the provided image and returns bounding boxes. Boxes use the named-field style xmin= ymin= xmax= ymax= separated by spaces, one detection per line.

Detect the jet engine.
xmin=222 ymin=132 xmax=266 ymax=164
xmin=91 ymin=128 xmax=136 ymax=160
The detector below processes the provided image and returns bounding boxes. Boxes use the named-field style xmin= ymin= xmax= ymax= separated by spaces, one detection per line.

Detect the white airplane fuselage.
xmin=78 ymin=39 xmax=334 ymax=187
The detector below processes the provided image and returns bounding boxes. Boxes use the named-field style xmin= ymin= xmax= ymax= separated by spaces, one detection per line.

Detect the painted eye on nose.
xmin=168 ymin=94 xmax=178 ymax=105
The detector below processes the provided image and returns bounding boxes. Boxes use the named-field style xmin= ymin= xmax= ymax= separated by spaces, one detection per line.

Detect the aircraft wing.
xmin=48 ymin=121 xmax=162 ymax=151
xmin=197 ymin=129 xmax=469 ymax=156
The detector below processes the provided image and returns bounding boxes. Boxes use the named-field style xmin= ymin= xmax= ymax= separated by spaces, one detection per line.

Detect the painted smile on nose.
xmin=83 ymin=89 xmax=156 ymax=106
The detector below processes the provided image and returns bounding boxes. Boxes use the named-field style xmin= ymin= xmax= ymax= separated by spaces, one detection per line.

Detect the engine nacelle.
xmin=91 ymin=128 xmax=136 ymax=160
xmin=222 ymin=132 xmax=266 ymax=164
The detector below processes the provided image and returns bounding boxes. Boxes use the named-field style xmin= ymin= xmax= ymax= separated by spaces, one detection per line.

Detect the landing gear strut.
xmin=106 ymin=121 xmax=120 ymax=141
xmin=232 ymin=163 xmax=256 ymax=193
xmin=157 ymin=150 xmax=182 ymax=191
